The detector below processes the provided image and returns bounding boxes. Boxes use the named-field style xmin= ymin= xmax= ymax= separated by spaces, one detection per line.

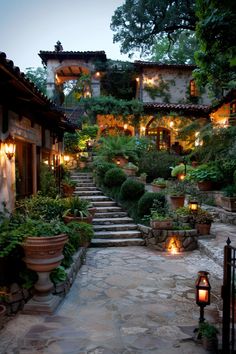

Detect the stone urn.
xmin=63 ymin=214 xmax=93 ymax=224
xmin=197 ymin=181 xmax=213 ymax=191
xmin=22 ymin=234 xmax=68 ymax=313
xmin=151 ymin=184 xmax=166 ymax=192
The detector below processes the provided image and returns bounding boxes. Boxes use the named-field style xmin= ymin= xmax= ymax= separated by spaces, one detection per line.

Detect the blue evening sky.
xmin=0 ymin=0 xmax=134 ymax=72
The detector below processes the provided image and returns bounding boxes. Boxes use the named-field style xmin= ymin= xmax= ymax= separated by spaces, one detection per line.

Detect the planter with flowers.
xmin=122 ymin=162 xmax=138 ymax=177
xmin=187 ymin=164 xmax=222 ymax=191
xmin=61 ymin=177 xmax=77 ymax=197
xmin=151 ymin=178 xmax=167 ymax=192
xmin=194 ymin=209 xmax=214 ymax=235
xmin=62 ymin=197 xmax=92 ymax=224
xmin=168 ymin=181 xmax=186 ymax=210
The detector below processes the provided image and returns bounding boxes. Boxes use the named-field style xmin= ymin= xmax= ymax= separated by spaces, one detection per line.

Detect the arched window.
xmin=190 ymin=79 xmax=199 ymax=97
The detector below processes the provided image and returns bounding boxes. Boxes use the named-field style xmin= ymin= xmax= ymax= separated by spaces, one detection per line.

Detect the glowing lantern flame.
xmin=168 ymin=238 xmax=179 ymax=255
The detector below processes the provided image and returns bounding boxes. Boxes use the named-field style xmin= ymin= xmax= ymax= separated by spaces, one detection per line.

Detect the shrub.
xmin=138 ymin=192 xmax=166 ymax=217
xmin=120 ymin=179 xmax=145 ymax=201
xmin=138 ymin=151 xmax=180 ymax=181
xmin=93 ymin=160 xmax=116 ymax=185
xmin=104 ymin=168 xmax=127 ymax=187
xmin=39 ymin=163 xmax=58 ymax=197
xmin=66 ymin=221 xmax=94 ymax=250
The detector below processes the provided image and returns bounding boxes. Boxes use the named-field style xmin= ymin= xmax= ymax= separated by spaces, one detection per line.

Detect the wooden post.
xmin=222 ymin=238 xmax=232 ymax=353
xmin=32 ymin=143 xmax=37 ymax=195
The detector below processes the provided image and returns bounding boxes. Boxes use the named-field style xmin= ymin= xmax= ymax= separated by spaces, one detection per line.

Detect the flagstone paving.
xmin=0 ymin=246 xmax=223 ymax=354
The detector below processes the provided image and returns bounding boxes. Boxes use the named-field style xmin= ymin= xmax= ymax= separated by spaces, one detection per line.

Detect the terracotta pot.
xmin=22 ymin=234 xmax=68 ymax=313
xmin=63 ymin=214 xmax=93 ymax=224
xmin=221 ymin=196 xmax=236 ymax=212
xmin=197 ymin=181 xmax=213 ymax=191
xmin=88 ymin=207 xmax=97 ymax=218
xmin=196 ymin=223 xmax=211 ymax=235
xmin=169 ymin=195 xmax=185 ymax=210
xmin=202 ymin=337 xmax=218 ymax=351
xmin=150 ymin=219 xmax=173 ymax=230
xmin=151 ymin=184 xmax=166 ymax=192
xmin=123 ymin=168 xmax=136 ymax=176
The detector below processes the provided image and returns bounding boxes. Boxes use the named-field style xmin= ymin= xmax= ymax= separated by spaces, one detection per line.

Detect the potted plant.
xmin=187 ymin=164 xmax=221 ymax=191
xmin=175 ymin=206 xmax=191 ymax=223
xmin=194 ymin=208 xmax=214 ymax=235
xmin=19 ymin=219 xmax=68 ymax=313
xmin=168 ymin=181 xmax=186 ymax=210
xmin=139 ymin=172 xmax=147 ymax=183
xmin=123 ymin=162 xmax=139 ymax=176
xmin=150 ymin=212 xmax=173 ymax=230
xmin=151 ymin=178 xmax=167 ymax=192
xmin=61 ymin=176 xmax=77 ymax=197
xmin=198 ymin=321 xmax=218 ymax=351
xmin=220 ymin=185 xmax=236 ymax=212
xmin=78 ymin=155 xmax=88 ymax=169
xmin=62 ymin=197 xmax=92 ymax=224
xmin=67 ymin=221 xmax=94 ymax=248
xmin=171 ymin=163 xmax=193 ymax=180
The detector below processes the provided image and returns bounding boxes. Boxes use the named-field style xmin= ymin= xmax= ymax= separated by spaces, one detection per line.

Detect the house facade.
xmin=0 ymin=52 xmax=73 ymax=212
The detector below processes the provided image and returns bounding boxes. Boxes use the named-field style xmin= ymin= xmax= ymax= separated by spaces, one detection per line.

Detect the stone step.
xmin=95 ymin=211 xmax=128 ymax=218
xmin=91 ymin=201 xmax=117 ymax=207
xmin=91 ymin=238 xmax=145 ymax=247
xmin=75 ymin=190 xmax=103 ymax=196
xmin=94 ymin=206 xmax=123 ymax=213
xmin=93 ymin=217 xmax=133 ymax=225
xmin=93 ymin=223 xmax=138 ymax=231
xmin=94 ymin=230 xmax=142 ymax=239
xmin=75 ymin=186 xmax=99 ymax=191
xmin=74 ymin=195 xmax=110 ymax=201
xmin=74 ymin=183 xmax=95 ymax=188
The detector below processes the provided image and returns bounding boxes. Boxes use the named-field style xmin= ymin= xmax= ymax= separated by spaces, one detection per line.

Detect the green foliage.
xmin=123 ymin=162 xmax=138 ymax=171
xmin=194 ymin=0 xmax=236 ymax=99
xmin=50 ymin=266 xmax=67 ymax=285
xmin=222 ymin=185 xmax=236 ymax=197
xmin=187 ymin=164 xmax=222 ymax=182
xmin=97 ymin=135 xmax=138 ymax=162
xmin=168 ymin=181 xmax=187 ymax=196
xmin=194 ymin=208 xmax=214 ymax=224
xmin=100 ymin=60 xmax=137 ymax=99
xmin=104 ymin=168 xmax=127 ymax=187
xmin=139 ymin=151 xmax=180 ymax=181
xmin=80 ymin=96 xmax=143 ymax=122
xmin=92 ymin=159 xmax=117 ymax=185
xmin=25 ymin=67 xmax=47 ymax=95
xmin=111 ymin=0 xmax=196 ymax=55
xmin=171 ymin=164 xmax=193 ymax=177
xmin=66 ymin=221 xmax=94 ymax=249
xmin=198 ymin=322 xmax=218 ymax=339
xmin=62 ymin=197 xmax=90 ymax=218
xmin=150 ymin=31 xmax=198 ymax=64
xmin=61 ymin=176 xmax=77 ymax=188
xmin=17 ymin=193 xmax=64 ymax=221
xmin=152 ymin=178 xmax=167 ymax=186
xmin=120 ymin=179 xmax=145 ymax=201
xmin=12 ymin=218 xmax=68 ymax=238
xmin=144 ymin=78 xmax=170 ymax=102
xmin=39 ymin=163 xmax=58 ymax=198
xmin=138 ymin=192 xmax=166 ymax=217
xmin=64 ymin=132 xmax=80 ymax=154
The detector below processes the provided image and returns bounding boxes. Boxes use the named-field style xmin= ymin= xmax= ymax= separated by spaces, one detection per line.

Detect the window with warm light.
xmin=190 ymin=79 xmax=199 ymax=97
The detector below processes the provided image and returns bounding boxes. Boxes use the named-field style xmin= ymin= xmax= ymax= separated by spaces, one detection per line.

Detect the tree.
xmin=110 ymin=0 xmax=196 ymax=56
xmin=194 ymin=0 xmax=236 ymax=99
xmin=25 ymin=67 xmax=47 ymax=95
xmin=150 ymin=31 xmax=198 ymax=64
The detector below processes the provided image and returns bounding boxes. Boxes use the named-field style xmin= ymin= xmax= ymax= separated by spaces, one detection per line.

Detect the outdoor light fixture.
xmin=4 ymin=135 xmax=16 ymax=160
xmin=116 ymin=159 xmax=121 ymax=166
xmin=189 ymin=201 xmax=199 ymax=212
xmin=64 ymin=155 xmax=70 ymax=162
xmin=124 ymin=124 xmax=128 ymax=130
xmin=195 ymin=271 xmax=211 ymax=323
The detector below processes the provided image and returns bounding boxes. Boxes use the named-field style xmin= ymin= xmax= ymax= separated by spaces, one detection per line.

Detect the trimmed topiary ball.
xmin=104 ymin=167 xmax=127 ymax=187
xmin=120 ymin=178 xmax=145 ymax=200
xmin=138 ymin=192 xmax=166 ymax=217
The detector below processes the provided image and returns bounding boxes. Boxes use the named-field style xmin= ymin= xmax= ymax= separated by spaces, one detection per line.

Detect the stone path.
xmin=0 ymin=246 xmax=223 ymax=354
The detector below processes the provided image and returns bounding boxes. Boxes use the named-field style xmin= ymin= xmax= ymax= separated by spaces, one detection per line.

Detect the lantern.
xmin=195 ymin=271 xmax=211 ymax=322
xmin=189 ymin=201 xmax=199 ymax=212
xmin=64 ymin=155 xmax=70 ymax=163
xmin=4 ymin=135 xmax=16 ymax=160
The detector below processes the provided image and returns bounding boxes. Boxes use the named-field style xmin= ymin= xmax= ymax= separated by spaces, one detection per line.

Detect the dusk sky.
xmin=0 ymin=0 xmax=135 ymax=72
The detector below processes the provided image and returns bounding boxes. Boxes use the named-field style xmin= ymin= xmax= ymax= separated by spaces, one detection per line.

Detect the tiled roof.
xmin=143 ymin=102 xmax=211 ymax=116
xmin=0 ymin=51 xmax=75 ymax=130
xmin=211 ymin=89 xmax=236 ymax=112
xmin=134 ymin=61 xmax=196 ymax=70
xmin=39 ymin=50 xmax=107 ymax=65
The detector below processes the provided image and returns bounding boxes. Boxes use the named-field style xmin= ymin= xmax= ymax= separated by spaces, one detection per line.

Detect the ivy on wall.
xmin=144 ymin=76 xmax=171 ymax=102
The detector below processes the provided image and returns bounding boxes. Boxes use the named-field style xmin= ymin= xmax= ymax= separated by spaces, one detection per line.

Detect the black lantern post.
xmin=195 ymin=271 xmax=211 ymax=323
xmin=189 ymin=200 xmax=199 ymax=212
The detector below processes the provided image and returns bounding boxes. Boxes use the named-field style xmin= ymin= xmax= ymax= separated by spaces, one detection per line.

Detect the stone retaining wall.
xmin=138 ymin=224 xmax=198 ymax=252
xmin=204 ymin=205 xmax=236 ymax=225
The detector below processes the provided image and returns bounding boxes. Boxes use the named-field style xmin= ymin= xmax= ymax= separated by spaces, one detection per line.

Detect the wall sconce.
xmin=124 ymin=124 xmax=128 ymax=130
xmin=4 ymin=135 xmax=16 ymax=160
xmin=116 ymin=158 xmax=121 ymax=166
xmin=189 ymin=200 xmax=199 ymax=212
xmin=195 ymin=271 xmax=211 ymax=323
xmin=95 ymin=72 xmax=100 ymax=78
xmin=64 ymin=155 xmax=70 ymax=163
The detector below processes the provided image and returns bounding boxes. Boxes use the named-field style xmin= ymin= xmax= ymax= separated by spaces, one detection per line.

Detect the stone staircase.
xmin=70 ymin=171 xmax=144 ymax=247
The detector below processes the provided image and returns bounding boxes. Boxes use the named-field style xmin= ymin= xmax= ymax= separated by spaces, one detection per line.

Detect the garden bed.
xmin=138 ymin=224 xmax=198 ymax=252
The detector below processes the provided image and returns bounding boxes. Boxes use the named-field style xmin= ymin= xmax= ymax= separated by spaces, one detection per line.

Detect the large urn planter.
xmin=220 ymin=196 xmax=236 ymax=212
xmin=22 ymin=234 xmax=68 ymax=314
xmin=151 ymin=184 xmax=166 ymax=193
xmin=169 ymin=195 xmax=185 ymax=210
xmin=62 ymin=184 xmax=75 ymax=197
